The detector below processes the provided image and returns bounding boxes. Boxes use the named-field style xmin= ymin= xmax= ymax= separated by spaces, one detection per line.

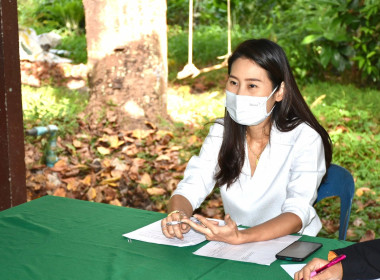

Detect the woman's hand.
xmin=161 ymin=210 xmax=191 ymax=240
xmin=294 ymin=258 xmax=343 ymax=280
xmin=182 ymin=214 xmax=241 ymax=244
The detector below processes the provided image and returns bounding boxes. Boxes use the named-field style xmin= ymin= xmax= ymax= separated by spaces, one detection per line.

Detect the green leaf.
xmin=320 ymin=46 xmax=334 ymax=68
xmin=301 ymin=34 xmax=321 ymax=45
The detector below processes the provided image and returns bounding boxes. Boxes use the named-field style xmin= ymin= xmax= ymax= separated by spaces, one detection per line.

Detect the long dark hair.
xmin=214 ymin=38 xmax=332 ymax=188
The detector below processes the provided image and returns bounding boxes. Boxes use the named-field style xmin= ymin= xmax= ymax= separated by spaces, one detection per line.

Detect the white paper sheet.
xmin=123 ymin=219 xmax=207 ymax=247
xmin=281 ymin=264 xmax=306 ymax=278
xmin=193 ymin=235 xmax=301 ymax=265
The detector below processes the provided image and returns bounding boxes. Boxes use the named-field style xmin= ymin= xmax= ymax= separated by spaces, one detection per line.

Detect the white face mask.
xmin=225 ymin=85 xmax=278 ymax=126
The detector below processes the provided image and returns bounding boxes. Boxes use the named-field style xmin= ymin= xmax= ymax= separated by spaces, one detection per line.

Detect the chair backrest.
xmin=315 ymin=164 xmax=355 ymax=240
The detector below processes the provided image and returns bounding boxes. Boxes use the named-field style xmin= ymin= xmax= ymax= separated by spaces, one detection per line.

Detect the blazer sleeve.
xmin=332 ymin=239 xmax=380 ymax=280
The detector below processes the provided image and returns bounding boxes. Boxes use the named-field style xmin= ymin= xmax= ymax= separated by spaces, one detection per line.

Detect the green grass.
xmin=22 ymin=85 xmax=89 ymax=136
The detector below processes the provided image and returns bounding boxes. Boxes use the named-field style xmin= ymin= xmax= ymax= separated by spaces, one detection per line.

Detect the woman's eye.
xmin=248 ymin=84 xmax=257 ymax=88
xmin=229 ymin=80 xmax=237 ymax=86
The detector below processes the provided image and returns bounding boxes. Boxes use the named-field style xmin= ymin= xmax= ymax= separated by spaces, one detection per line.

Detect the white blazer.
xmin=172 ymin=121 xmax=326 ymax=236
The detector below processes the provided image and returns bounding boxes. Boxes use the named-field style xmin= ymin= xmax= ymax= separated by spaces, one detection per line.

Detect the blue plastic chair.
xmin=315 ymin=164 xmax=355 ymax=240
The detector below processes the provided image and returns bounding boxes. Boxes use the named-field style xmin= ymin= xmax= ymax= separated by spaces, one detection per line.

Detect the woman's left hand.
xmin=182 ymin=214 xmax=241 ymax=244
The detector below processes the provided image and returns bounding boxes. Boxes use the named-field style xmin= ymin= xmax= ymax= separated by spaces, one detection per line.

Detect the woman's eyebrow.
xmin=229 ymin=75 xmax=262 ymax=82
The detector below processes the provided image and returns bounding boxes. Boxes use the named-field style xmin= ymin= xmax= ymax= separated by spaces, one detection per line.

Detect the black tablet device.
xmin=275 ymin=240 xmax=323 ymax=261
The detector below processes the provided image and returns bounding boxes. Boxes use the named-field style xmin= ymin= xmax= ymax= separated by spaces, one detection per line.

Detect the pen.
xmin=301 ymin=254 xmax=346 ymax=280
xmin=166 ymin=217 xmax=206 ymax=227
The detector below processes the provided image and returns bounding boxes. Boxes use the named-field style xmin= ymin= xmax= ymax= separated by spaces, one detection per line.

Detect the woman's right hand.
xmin=294 ymin=258 xmax=343 ymax=280
xmin=161 ymin=210 xmax=191 ymax=240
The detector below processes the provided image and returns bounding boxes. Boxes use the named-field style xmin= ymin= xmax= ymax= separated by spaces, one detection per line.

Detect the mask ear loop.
xmin=266 ymin=84 xmax=281 ymax=115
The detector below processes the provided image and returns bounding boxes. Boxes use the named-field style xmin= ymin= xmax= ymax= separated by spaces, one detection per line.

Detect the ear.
xmin=275 ymin=82 xmax=285 ymax=102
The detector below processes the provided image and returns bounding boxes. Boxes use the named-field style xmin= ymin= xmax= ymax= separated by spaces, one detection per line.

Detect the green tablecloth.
xmin=0 ymin=196 xmax=352 ymax=279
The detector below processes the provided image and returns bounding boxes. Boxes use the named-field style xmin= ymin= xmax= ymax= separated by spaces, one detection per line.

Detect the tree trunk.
xmin=82 ymin=0 xmax=168 ymax=130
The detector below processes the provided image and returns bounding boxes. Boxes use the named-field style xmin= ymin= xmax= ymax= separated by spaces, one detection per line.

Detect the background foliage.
xmin=18 ymin=0 xmax=379 ymax=241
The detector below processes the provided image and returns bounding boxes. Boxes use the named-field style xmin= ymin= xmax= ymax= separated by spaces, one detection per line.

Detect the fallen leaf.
xmin=73 ymin=139 xmax=82 ymax=148
xmin=99 ymin=176 xmax=121 ymax=185
xmin=356 ymin=187 xmax=375 ymax=197
xmin=146 ymin=187 xmax=166 ymax=196
xmin=166 ymin=179 xmax=179 ymax=192
xmin=207 ymin=199 xmax=223 ymax=208
xmin=139 ymin=173 xmax=152 ymax=187
xmin=81 ymin=174 xmax=92 ymax=186
xmin=109 ymin=199 xmax=122 ymax=206
xmin=187 ymin=135 xmax=198 ymax=145
xmin=61 ymin=177 xmax=78 ymax=191
xmin=50 ymin=159 xmax=68 ymax=172
xmin=87 ymin=187 xmax=97 ymax=200
xmin=156 ymin=154 xmax=171 ymax=161
xmin=322 ymin=219 xmax=339 ymax=233
xmin=132 ymin=129 xmax=150 ymax=140
xmin=97 ymin=146 xmax=111 ymax=155
xmin=346 ymin=229 xmax=357 ymax=238
xmin=359 ymin=230 xmax=375 ymax=242
xmin=353 ymin=217 xmax=366 ymax=227
xmin=53 ymin=187 xmax=66 ymax=197
xmin=109 ymin=135 xmax=124 ymax=149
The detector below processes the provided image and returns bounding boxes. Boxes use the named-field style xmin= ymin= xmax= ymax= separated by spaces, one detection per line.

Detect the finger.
xmin=224 ymin=214 xmax=237 ymax=227
xmin=193 ymin=214 xmax=215 ymax=228
xmin=161 ymin=219 xmax=174 ymax=238
xmin=172 ymin=222 xmax=185 ymax=240
xmin=294 ymin=270 xmax=302 ymax=280
xmin=181 ymin=222 xmax=191 ymax=233
xmin=181 ymin=217 xmax=207 ymax=233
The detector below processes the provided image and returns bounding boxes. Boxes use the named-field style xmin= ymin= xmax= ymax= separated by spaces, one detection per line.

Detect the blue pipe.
xmin=26 ymin=125 xmax=59 ymax=167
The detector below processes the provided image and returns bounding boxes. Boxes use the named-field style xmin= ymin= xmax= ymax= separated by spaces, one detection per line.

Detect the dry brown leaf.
xmin=109 ymin=135 xmax=124 ymax=149
xmin=98 ymin=134 xmax=110 ymax=143
xmin=104 ymin=187 xmax=117 ymax=201
xmin=166 ymin=179 xmax=179 ymax=192
xmin=145 ymin=121 xmax=157 ymax=130
xmin=359 ymin=230 xmax=376 ymax=242
xmin=81 ymin=174 xmax=92 ymax=186
xmin=139 ymin=173 xmax=152 ymax=187
xmin=97 ymin=146 xmax=111 ymax=155
xmin=109 ymin=199 xmax=122 ymax=206
xmin=94 ymin=187 xmax=105 ymax=203
xmin=102 ymin=158 xmax=112 ymax=168
xmin=87 ymin=187 xmax=97 ymax=200
xmin=50 ymin=159 xmax=68 ymax=171
xmin=103 ymin=127 xmax=114 ymax=135
xmin=122 ymin=135 xmax=135 ymax=143
xmin=132 ymin=129 xmax=150 ymax=140
xmin=207 ymin=199 xmax=223 ymax=208
xmin=356 ymin=187 xmax=375 ymax=197
xmin=73 ymin=139 xmax=82 ymax=148
xmin=322 ymin=219 xmax=339 ymax=233
xmin=346 ymin=229 xmax=357 ymax=238
xmin=61 ymin=177 xmax=78 ymax=191
xmin=353 ymin=217 xmax=366 ymax=227
xmin=187 ymin=135 xmax=198 ymax=145
xmin=146 ymin=187 xmax=166 ymax=196
xmin=53 ymin=187 xmax=66 ymax=197
xmin=122 ymin=145 xmax=139 ymax=156
xmin=99 ymin=176 xmax=121 ymax=185
xmin=156 ymin=154 xmax=171 ymax=161
xmin=168 ymin=145 xmax=182 ymax=152
xmin=106 ymin=111 xmax=117 ymax=123
xmin=111 ymin=169 xmax=124 ymax=178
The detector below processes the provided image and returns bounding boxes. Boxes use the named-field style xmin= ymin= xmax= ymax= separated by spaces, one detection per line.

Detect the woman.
xmin=161 ymin=38 xmax=332 ymax=244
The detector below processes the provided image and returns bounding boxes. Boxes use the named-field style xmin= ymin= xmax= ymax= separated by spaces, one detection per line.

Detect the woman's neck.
xmin=246 ymin=120 xmax=271 ymax=142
